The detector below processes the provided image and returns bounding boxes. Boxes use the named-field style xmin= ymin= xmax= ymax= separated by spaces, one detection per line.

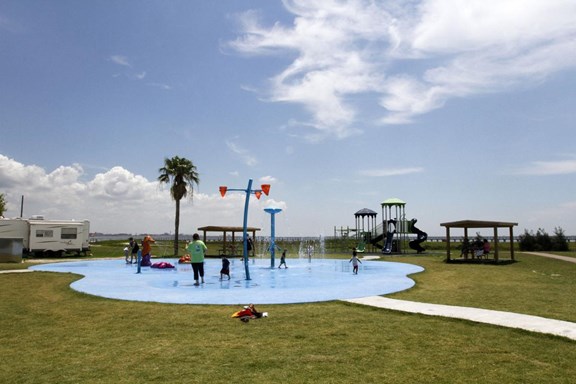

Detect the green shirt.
xmin=187 ymin=240 xmax=207 ymax=263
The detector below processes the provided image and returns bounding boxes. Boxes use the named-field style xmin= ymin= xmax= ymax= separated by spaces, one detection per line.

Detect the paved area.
xmin=344 ymin=296 xmax=576 ymax=341
xmin=523 ymin=252 xmax=576 ymax=264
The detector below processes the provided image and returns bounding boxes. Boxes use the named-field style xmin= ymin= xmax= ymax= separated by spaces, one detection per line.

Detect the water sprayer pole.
xmin=242 ymin=179 xmax=253 ymax=280
xmin=136 ymin=250 xmax=142 ymax=274
xmin=270 ymin=212 xmax=276 ymax=268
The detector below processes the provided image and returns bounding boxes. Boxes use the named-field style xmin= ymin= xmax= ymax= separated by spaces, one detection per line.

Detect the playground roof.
xmin=355 ymin=208 xmax=377 ymax=217
xmin=381 ymin=197 xmax=406 ymax=206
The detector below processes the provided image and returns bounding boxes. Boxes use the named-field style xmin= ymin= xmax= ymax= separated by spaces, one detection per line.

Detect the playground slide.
xmin=382 ymin=231 xmax=395 ymax=254
xmin=382 ymin=219 xmax=397 ymax=254
xmin=409 ymin=219 xmax=428 ymax=254
xmin=369 ymin=233 xmax=384 ymax=249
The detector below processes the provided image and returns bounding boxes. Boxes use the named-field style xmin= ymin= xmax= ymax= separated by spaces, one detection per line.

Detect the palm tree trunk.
xmin=174 ymin=198 xmax=180 ymax=257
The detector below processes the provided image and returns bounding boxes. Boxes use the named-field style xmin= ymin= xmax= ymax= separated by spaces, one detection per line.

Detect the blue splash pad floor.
xmin=30 ymin=258 xmax=424 ymax=305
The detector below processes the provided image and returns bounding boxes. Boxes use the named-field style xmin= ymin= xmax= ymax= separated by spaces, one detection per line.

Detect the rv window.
xmin=61 ymin=228 xmax=78 ymax=240
xmin=36 ymin=230 xmax=53 ymax=238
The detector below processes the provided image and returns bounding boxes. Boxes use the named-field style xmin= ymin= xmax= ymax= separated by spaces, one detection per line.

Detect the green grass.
xmin=1 ymin=242 xmax=575 ymax=383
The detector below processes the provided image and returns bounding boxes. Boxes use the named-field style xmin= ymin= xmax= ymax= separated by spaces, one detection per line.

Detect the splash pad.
xmin=30 ymin=257 xmax=423 ymax=305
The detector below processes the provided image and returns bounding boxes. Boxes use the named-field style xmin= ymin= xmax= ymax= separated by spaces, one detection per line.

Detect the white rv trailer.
xmin=0 ymin=218 xmax=90 ymax=261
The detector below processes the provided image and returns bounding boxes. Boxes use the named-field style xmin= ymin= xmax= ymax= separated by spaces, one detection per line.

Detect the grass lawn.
xmin=1 ymin=244 xmax=575 ymax=383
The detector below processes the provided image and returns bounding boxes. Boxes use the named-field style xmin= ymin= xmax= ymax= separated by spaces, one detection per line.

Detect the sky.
xmin=1 ymin=0 xmax=576 ymax=238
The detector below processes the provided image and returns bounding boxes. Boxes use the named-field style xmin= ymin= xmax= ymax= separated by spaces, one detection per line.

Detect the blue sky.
xmin=1 ymin=0 xmax=575 ymax=238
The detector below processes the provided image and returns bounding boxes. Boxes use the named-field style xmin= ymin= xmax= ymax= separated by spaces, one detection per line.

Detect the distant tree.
xmin=519 ymin=229 xmax=536 ymax=251
xmin=535 ymin=228 xmax=552 ymax=251
xmin=519 ymin=227 xmax=567 ymax=252
xmin=552 ymin=227 xmax=569 ymax=252
xmin=158 ymin=156 xmax=200 ymax=257
xmin=0 ymin=193 xmax=6 ymax=217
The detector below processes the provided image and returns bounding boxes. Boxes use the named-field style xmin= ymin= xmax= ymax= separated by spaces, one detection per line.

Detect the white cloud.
xmin=226 ymin=139 xmax=258 ymax=166
xmin=259 ymin=175 xmax=277 ymax=183
xmin=109 ymin=55 xmax=132 ymax=67
xmin=359 ymin=167 xmax=424 ymax=177
xmin=514 ymin=158 xmax=576 ymax=175
xmin=147 ymin=82 xmax=172 ymax=90
xmin=230 ymin=0 xmax=576 ymax=138
xmin=0 ymin=155 xmax=287 ymax=235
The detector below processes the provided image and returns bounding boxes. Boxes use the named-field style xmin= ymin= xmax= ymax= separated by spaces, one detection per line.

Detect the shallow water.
xmin=30 ymin=258 xmax=424 ymax=305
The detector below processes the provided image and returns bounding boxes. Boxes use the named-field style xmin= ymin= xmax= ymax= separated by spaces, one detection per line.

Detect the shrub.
xmin=519 ymin=227 xmax=569 ymax=252
xmin=552 ymin=227 xmax=569 ymax=251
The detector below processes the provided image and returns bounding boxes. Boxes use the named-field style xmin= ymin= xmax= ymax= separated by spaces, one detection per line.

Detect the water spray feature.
xmin=298 ymin=236 xmax=325 ymax=262
xmin=264 ymin=207 xmax=282 ymax=268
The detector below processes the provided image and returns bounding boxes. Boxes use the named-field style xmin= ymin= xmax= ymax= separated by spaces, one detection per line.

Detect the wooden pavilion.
xmin=197 ymin=226 xmax=260 ymax=257
xmin=440 ymin=220 xmax=518 ymax=262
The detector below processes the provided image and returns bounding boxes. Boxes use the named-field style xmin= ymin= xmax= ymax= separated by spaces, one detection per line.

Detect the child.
xmin=278 ymin=249 xmax=288 ymax=269
xmin=349 ymin=250 xmax=362 ymax=274
xmin=220 ymin=256 xmax=230 ymax=280
xmin=123 ymin=246 xmax=130 ymax=264
xmin=129 ymin=237 xmax=139 ymax=264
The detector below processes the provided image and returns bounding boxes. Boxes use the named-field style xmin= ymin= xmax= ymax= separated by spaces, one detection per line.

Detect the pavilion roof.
xmin=354 ymin=208 xmax=378 ymax=217
xmin=440 ymin=220 xmax=518 ymax=229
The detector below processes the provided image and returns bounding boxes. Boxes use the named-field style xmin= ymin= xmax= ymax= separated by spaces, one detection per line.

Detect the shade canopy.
xmin=440 ymin=219 xmax=518 ymax=262
xmin=197 ymin=226 xmax=261 ymax=256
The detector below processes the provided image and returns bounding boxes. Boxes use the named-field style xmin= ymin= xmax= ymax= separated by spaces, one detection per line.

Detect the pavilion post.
xmin=445 ymin=227 xmax=451 ymax=261
xmin=493 ymin=227 xmax=499 ymax=262
xmin=510 ymin=226 xmax=515 ymax=261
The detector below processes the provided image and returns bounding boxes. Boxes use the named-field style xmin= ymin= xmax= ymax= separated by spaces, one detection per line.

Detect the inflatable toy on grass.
xmin=231 ymin=304 xmax=268 ymax=323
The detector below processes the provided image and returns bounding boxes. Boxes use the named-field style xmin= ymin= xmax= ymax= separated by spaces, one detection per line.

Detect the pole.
xmin=242 ymin=179 xmax=253 ymax=280
xmin=264 ymin=208 xmax=282 ymax=268
xmin=136 ymin=250 xmax=142 ymax=274
xmin=270 ymin=212 xmax=276 ymax=268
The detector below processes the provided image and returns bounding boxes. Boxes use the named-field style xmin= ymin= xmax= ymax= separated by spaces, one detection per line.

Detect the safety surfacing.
xmin=30 ymin=258 xmax=424 ymax=305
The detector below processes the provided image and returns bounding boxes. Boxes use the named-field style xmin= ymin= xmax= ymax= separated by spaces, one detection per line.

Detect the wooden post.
xmin=510 ymin=226 xmax=515 ymax=261
xmin=493 ymin=226 xmax=499 ymax=262
xmin=463 ymin=228 xmax=469 ymax=259
xmin=445 ymin=226 xmax=451 ymax=261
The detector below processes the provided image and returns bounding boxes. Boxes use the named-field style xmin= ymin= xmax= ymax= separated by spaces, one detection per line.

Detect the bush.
xmin=519 ymin=227 xmax=569 ymax=252
xmin=552 ymin=227 xmax=569 ymax=251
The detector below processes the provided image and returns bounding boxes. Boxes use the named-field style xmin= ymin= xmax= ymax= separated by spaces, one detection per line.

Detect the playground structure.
xmin=349 ymin=198 xmax=428 ymax=254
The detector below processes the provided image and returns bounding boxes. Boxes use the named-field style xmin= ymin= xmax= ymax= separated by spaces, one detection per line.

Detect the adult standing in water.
xmin=141 ymin=234 xmax=155 ymax=266
xmin=187 ymin=233 xmax=207 ymax=286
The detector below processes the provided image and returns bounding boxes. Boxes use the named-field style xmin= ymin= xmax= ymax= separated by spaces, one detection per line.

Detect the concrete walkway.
xmin=346 ymin=251 xmax=576 ymax=341
xmin=344 ymin=296 xmax=576 ymax=341
xmin=523 ymin=252 xmax=576 ymax=264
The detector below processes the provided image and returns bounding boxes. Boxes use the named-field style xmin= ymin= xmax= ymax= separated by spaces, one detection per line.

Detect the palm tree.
xmin=0 ymin=193 xmax=6 ymax=217
xmin=158 ymin=156 xmax=200 ymax=257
